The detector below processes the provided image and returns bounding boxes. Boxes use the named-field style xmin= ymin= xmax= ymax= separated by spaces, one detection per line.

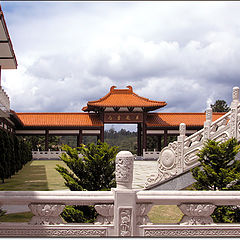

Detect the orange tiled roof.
xmin=146 ymin=112 xmax=226 ymax=127
xmin=82 ymin=86 xmax=167 ymax=111
xmin=16 ymin=113 xmax=103 ymax=127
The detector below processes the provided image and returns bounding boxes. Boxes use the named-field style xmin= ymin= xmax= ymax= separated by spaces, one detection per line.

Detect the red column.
xmin=77 ymin=129 xmax=83 ymax=147
xmin=45 ymin=129 xmax=49 ymax=151
xmin=158 ymin=135 xmax=162 ymax=151
xmin=164 ymin=129 xmax=168 ymax=147
xmin=137 ymin=123 xmax=142 ymax=156
xmin=142 ymin=113 xmax=147 ymax=151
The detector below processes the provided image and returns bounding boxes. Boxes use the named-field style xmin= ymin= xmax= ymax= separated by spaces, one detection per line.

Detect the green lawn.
xmin=0 ymin=160 xmax=68 ymax=191
xmin=0 ymin=160 xmax=183 ymax=223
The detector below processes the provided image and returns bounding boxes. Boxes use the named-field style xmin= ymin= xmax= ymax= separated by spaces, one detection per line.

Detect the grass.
xmin=148 ymin=205 xmax=183 ymax=224
xmin=0 ymin=160 xmax=68 ymax=191
xmin=0 ymin=159 xmax=183 ymax=224
xmin=0 ymin=212 xmax=33 ymax=222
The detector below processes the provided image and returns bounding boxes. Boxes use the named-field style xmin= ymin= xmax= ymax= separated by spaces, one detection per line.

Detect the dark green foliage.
xmin=191 ymin=138 xmax=240 ymax=223
xmin=0 ymin=129 xmax=32 ymax=184
xmin=56 ymin=141 xmax=118 ymax=223
xmin=211 ymin=100 xmax=230 ymax=112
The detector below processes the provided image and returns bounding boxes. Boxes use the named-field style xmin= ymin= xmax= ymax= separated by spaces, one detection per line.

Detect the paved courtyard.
xmin=133 ymin=160 xmax=158 ymax=189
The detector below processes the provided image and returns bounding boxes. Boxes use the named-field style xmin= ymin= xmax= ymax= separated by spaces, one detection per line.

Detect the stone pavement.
xmin=2 ymin=160 xmax=158 ymax=214
xmin=132 ymin=160 xmax=158 ymax=189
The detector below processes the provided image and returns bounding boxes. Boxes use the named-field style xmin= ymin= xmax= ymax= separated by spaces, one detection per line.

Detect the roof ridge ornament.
xmin=126 ymin=86 xmax=133 ymax=93
xmin=110 ymin=86 xmax=117 ymax=92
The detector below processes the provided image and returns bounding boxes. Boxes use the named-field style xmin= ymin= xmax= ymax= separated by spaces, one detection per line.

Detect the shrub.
xmin=56 ymin=141 xmax=118 ymax=223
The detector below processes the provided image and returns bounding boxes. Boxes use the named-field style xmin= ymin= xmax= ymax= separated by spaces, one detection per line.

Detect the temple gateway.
xmin=10 ymin=85 xmax=224 ymax=155
xmin=0 ymin=6 xmax=225 ymax=156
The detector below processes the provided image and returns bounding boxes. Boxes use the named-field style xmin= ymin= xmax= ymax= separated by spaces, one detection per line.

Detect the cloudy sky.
xmin=1 ymin=1 xmax=240 ymax=115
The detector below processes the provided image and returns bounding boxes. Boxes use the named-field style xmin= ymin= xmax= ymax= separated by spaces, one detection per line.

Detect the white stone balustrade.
xmin=32 ymin=150 xmax=82 ymax=160
xmin=143 ymin=149 xmax=160 ymax=160
xmin=145 ymin=86 xmax=240 ymax=189
xmin=1 ymin=190 xmax=240 ymax=236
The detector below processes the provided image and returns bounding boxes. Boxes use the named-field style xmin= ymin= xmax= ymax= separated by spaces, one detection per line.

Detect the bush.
xmin=56 ymin=141 xmax=118 ymax=223
xmin=191 ymin=138 xmax=240 ymax=223
xmin=0 ymin=129 xmax=32 ymax=183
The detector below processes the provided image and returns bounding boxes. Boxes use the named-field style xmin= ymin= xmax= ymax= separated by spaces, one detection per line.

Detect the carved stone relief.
xmin=136 ymin=204 xmax=153 ymax=225
xmin=115 ymin=156 xmax=133 ymax=183
xmin=119 ymin=208 xmax=132 ymax=237
xmin=28 ymin=203 xmax=65 ymax=225
xmin=94 ymin=204 xmax=114 ymax=225
xmin=178 ymin=203 xmax=216 ymax=225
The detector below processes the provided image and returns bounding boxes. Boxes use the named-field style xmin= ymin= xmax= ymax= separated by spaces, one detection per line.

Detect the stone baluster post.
xmin=177 ymin=123 xmax=186 ymax=172
xmin=230 ymin=87 xmax=240 ymax=139
xmin=203 ymin=108 xmax=212 ymax=141
xmin=113 ymin=151 xmax=137 ymax=236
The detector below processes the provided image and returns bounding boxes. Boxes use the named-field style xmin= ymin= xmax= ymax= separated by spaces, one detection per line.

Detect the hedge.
xmin=0 ymin=129 xmax=32 ymax=183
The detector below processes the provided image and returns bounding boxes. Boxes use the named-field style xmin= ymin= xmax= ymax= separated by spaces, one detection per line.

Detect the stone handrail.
xmin=1 ymin=151 xmax=240 ymax=237
xmin=145 ymin=86 xmax=240 ymax=189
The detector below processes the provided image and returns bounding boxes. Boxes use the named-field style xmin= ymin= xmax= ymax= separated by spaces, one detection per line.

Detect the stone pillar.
xmin=113 ymin=151 xmax=137 ymax=236
xmin=177 ymin=123 xmax=186 ymax=171
xmin=230 ymin=87 xmax=240 ymax=139
xmin=137 ymin=123 xmax=142 ymax=156
xmin=45 ymin=129 xmax=49 ymax=151
xmin=203 ymin=108 xmax=212 ymax=141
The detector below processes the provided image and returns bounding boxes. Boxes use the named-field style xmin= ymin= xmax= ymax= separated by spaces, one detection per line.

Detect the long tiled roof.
xmin=15 ymin=112 xmax=226 ymax=128
xmin=16 ymin=113 xmax=103 ymax=127
xmin=82 ymin=86 xmax=167 ymax=111
xmin=146 ymin=112 xmax=225 ymax=127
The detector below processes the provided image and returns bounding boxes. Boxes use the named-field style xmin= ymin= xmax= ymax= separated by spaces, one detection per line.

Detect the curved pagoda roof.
xmin=82 ymin=86 xmax=167 ymax=112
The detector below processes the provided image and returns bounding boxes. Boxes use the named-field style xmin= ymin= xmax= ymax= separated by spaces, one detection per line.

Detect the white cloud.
xmin=1 ymin=1 xmax=240 ymax=113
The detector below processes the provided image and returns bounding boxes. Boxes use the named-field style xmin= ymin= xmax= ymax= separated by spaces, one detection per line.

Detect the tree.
xmin=56 ymin=141 xmax=118 ymax=223
xmin=211 ymin=100 xmax=230 ymax=112
xmin=191 ymin=138 xmax=240 ymax=223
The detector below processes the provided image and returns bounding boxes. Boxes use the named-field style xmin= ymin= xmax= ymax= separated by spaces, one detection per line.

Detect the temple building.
xmin=0 ymin=5 xmax=225 ymax=155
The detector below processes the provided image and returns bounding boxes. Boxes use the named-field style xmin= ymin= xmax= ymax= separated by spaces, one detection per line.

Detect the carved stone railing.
xmin=32 ymin=150 xmax=82 ymax=160
xmin=1 ymin=151 xmax=240 ymax=236
xmin=0 ymin=86 xmax=10 ymax=113
xmin=145 ymin=86 xmax=240 ymax=189
xmin=143 ymin=149 xmax=160 ymax=160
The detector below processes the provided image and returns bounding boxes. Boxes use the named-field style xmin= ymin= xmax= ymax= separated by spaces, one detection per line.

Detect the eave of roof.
xmin=146 ymin=112 xmax=226 ymax=127
xmin=83 ymin=86 xmax=167 ymax=111
xmin=0 ymin=5 xmax=17 ymax=69
xmin=16 ymin=112 xmax=103 ymax=127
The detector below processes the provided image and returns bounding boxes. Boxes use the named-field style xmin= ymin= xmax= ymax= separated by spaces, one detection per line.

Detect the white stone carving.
xmin=0 ymin=228 xmax=107 ymax=237
xmin=145 ymin=142 xmax=181 ymax=188
xmin=206 ymin=108 xmax=212 ymax=122
xmin=232 ymin=86 xmax=239 ymax=102
xmin=178 ymin=203 xmax=216 ymax=225
xmin=136 ymin=203 xmax=153 ymax=225
xmin=94 ymin=204 xmax=114 ymax=225
xmin=115 ymin=151 xmax=134 ymax=189
xmin=144 ymin=228 xmax=240 ymax=237
xmin=184 ymin=149 xmax=200 ymax=166
xmin=179 ymin=123 xmax=186 ymax=136
xmin=28 ymin=203 xmax=65 ymax=225
xmin=119 ymin=208 xmax=132 ymax=236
